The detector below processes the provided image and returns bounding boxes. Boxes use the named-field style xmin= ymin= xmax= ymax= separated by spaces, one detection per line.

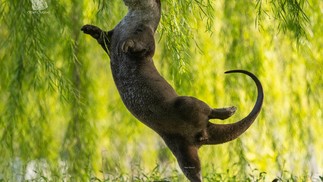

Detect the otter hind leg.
xmin=162 ymin=134 xmax=202 ymax=182
xmin=209 ymin=106 xmax=237 ymax=120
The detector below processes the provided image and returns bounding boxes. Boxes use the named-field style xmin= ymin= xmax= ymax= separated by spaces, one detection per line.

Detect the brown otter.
xmin=81 ymin=0 xmax=263 ymax=181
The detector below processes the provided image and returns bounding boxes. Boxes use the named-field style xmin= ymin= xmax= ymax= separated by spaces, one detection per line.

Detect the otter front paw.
xmin=121 ymin=39 xmax=135 ymax=53
xmin=121 ymin=39 xmax=146 ymax=54
xmin=81 ymin=24 xmax=102 ymax=39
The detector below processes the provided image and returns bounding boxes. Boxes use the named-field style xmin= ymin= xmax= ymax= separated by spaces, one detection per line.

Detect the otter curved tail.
xmin=202 ymin=69 xmax=264 ymax=145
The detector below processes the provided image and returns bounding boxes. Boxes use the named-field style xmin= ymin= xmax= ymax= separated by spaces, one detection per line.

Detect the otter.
xmin=81 ymin=0 xmax=264 ymax=181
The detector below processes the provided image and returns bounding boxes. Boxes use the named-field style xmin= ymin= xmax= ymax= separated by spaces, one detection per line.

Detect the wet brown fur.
xmin=81 ymin=0 xmax=263 ymax=181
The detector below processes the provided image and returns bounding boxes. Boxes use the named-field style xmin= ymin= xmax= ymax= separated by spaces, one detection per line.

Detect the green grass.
xmin=1 ymin=159 xmax=321 ymax=182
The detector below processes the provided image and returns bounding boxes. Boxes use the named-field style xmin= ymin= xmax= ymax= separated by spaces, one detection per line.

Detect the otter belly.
xmin=112 ymin=70 xmax=175 ymax=123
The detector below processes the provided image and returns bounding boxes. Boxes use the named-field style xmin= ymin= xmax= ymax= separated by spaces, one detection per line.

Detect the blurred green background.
xmin=0 ymin=0 xmax=322 ymax=181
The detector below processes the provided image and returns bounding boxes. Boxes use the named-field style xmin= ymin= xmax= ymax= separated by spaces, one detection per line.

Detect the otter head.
xmin=122 ymin=0 xmax=161 ymax=33
xmin=123 ymin=0 xmax=161 ymax=10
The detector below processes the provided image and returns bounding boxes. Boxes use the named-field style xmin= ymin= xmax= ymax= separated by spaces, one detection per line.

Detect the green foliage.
xmin=0 ymin=0 xmax=322 ymax=181
xmin=256 ymin=0 xmax=310 ymax=42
